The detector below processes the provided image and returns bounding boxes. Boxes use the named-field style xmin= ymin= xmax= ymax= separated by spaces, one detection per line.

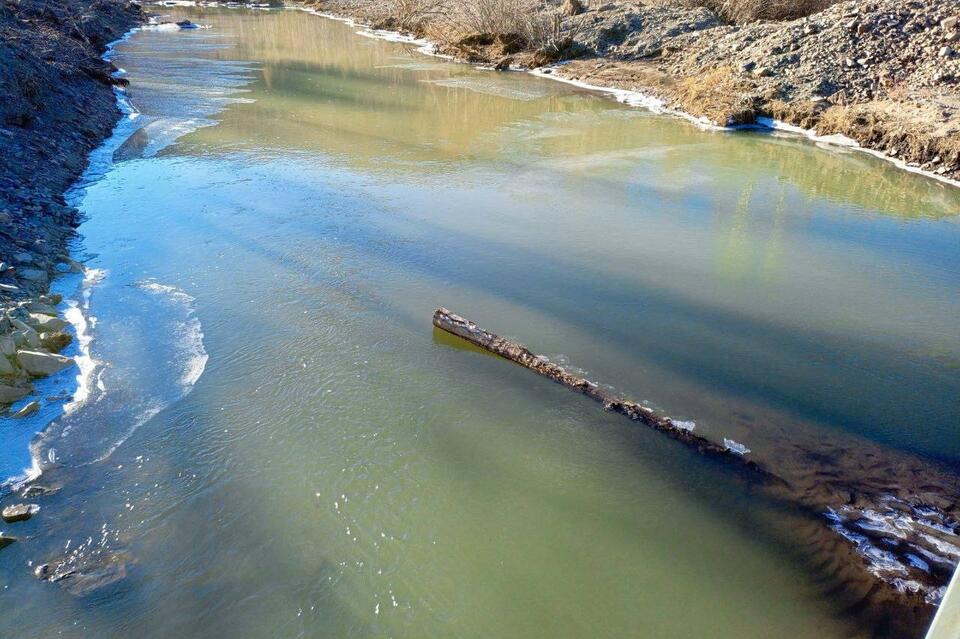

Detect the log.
xmin=432 ymin=307 xmax=780 ymax=481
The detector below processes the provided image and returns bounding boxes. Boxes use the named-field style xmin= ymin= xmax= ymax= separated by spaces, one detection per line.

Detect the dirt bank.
xmin=306 ymin=0 xmax=960 ymax=185
xmin=0 ymin=0 xmax=142 ymax=410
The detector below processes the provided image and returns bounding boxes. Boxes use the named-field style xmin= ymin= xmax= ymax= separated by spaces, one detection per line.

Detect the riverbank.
xmin=0 ymin=0 xmax=143 ymax=416
xmin=303 ymin=0 xmax=960 ymax=186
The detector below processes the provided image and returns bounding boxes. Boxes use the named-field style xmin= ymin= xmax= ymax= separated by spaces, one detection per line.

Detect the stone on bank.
xmin=16 ymin=350 xmax=75 ymax=376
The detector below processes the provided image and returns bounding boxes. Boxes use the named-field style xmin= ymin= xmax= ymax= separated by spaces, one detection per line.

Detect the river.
xmin=1 ymin=7 xmax=959 ymax=638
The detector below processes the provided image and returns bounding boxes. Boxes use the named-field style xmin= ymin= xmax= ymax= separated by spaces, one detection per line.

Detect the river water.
xmin=1 ymin=7 xmax=959 ymax=638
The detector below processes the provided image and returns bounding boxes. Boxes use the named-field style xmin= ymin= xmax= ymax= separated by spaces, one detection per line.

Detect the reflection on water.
xmin=1 ymin=7 xmax=959 ymax=639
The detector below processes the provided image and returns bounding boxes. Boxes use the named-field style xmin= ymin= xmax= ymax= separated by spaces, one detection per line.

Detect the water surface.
xmin=1 ymin=8 xmax=959 ymax=638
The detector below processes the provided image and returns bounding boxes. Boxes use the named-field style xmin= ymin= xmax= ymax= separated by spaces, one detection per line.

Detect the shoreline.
xmin=295 ymin=0 xmax=960 ymax=191
xmin=0 ymin=0 xmax=144 ymax=490
xmin=535 ymin=66 xmax=960 ymax=190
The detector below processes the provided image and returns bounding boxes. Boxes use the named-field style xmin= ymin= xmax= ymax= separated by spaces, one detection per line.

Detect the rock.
xmin=12 ymin=400 xmax=40 ymax=418
xmin=0 ymin=355 xmax=14 ymax=375
xmin=39 ymin=293 xmax=62 ymax=305
xmin=753 ymin=66 xmax=773 ymax=77
xmin=494 ymin=56 xmax=513 ymax=71
xmin=27 ymin=302 xmax=60 ymax=316
xmin=21 ymin=483 xmax=61 ymax=498
xmin=11 ymin=320 xmax=41 ymax=348
xmin=18 ymin=268 xmax=48 ymax=284
xmin=12 ymin=252 xmax=33 ymax=264
xmin=28 ymin=313 xmax=69 ymax=332
xmin=0 ymin=384 xmax=31 ymax=403
xmin=16 ymin=350 xmax=75 ymax=376
xmin=0 ymin=533 xmax=16 ymax=549
xmin=942 ymin=17 xmax=958 ymax=30
xmin=1 ymin=503 xmax=39 ymax=523
xmin=62 ymin=559 xmax=127 ymax=596
xmin=34 ymin=563 xmax=56 ymax=579
xmin=35 ymin=552 xmax=128 ymax=596
xmin=40 ymin=331 xmax=72 ymax=352
xmin=0 ymin=283 xmax=19 ymax=294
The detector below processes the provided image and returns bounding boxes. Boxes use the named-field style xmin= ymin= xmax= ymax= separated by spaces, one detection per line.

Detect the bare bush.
xmin=382 ymin=0 xmax=447 ymax=31
xmin=451 ymin=0 xmax=530 ymax=35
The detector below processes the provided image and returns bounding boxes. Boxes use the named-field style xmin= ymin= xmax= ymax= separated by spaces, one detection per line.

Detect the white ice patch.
xmin=670 ymin=420 xmax=696 ymax=432
xmin=723 ymin=438 xmax=750 ymax=455
xmin=136 ymin=280 xmax=208 ymax=388
xmin=423 ymin=77 xmax=553 ymax=101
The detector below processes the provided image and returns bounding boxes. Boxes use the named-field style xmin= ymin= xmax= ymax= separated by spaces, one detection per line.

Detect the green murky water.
xmin=1 ymin=7 xmax=959 ymax=638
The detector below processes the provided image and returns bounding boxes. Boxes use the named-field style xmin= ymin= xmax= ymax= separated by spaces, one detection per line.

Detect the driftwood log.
xmin=433 ymin=308 xmax=781 ymax=480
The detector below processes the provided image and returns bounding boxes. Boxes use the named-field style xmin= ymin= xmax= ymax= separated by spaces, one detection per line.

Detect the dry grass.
xmin=425 ymin=0 xmax=581 ymax=64
xmin=681 ymin=0 xmax=838 ymax=23
xmin=671 ymin=66 xmax=760 ymax=125
xmin=373 ymin=0 xmax=445 ymax=32
xmin=815 ymin=101 xmax=960 ymax=171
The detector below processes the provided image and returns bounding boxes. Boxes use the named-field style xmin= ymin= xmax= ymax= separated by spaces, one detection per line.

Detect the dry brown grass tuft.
xmin=671 ymin=66 xmax=760 ymax=125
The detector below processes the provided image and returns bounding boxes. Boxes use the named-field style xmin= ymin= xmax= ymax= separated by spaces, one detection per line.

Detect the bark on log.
xmin=433 ymin=307 xmax=780 ymax=481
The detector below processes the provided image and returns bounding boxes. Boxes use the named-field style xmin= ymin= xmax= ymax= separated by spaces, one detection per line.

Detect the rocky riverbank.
xmin=0 ymin=0 xmax=142 ymax=560
xmin=0 ymin=0 xmax=143 ymax=416
xmin=305 ymin=0 xmax=960 ymax=185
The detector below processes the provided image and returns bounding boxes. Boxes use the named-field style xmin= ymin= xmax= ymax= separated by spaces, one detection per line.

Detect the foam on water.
xmin=62 ymin=268 xmax=106 ymax=415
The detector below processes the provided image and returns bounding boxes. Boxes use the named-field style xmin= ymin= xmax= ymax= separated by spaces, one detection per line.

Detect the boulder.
xmin=2 ymin=503 xmax=39 ymax=523
xmin=35 ymin=551 xmax=128 ymax=596
xmin=21 ymin=483 xmax=61 ymax=499
xmin=0 ymin=384 xmax=31 ymax=404
xmin=28 ymin=313 xmax=69 ymax=332
xmin=0 ymin=534 xmax=16 ymax=550
xmin=0 ymin=283 xmax=19 ymax=294
xmin=28 ymin=302 xmax=60 ymax=316
xmin=12 ymin=400 xmax=40 ymax=418
xmin=11 ymin=319 xmax=41 ymax=348
xmin=0 ymin=355 xmax=15 ymax=375
xmin=18 ymin=268 xmax=48 ymax=284
xmin=16 ymin=350 xmax=75 ymax=376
